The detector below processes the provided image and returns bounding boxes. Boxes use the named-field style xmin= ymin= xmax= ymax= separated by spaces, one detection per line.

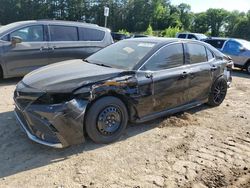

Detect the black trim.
xmin=136 ymin=99 xmax=207 ymax=123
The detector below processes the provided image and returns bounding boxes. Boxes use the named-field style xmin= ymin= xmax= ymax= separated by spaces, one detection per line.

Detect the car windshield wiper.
xmin=92 ymin=63 xmax=113 ymax=68
xmin=83 ymin=59 xmax=91 ymax=63
xmin=83 ymin=59 xmax=113 ymax=68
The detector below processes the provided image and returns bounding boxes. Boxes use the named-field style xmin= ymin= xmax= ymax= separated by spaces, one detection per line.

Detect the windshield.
xmin=86 ymin=40 xmax=156 ymax=70
xmin=0 ymin=23 xmax=19 ymax=35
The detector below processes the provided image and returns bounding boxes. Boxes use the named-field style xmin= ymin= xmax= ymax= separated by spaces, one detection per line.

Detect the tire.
xmin=0 ymin=65 xmax=3 ymax=79
xmin=246 ymin=62 xmax=250 ymax=75
xmin=207 ymin=77 xmax=228 ymax=107
xmin=85 ymin=96 xmax=128 ymax=144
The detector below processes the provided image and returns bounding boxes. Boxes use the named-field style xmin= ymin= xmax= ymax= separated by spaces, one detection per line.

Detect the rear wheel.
xmin=207 ymin=77 xmax=228 ymax=107
xmin=246 ymin=62 xmax=250 ymax=75
xmin=85 ymin=96 xmax=128 ymax=144
xmin=0 ymin=65 xmax=3 ymax=79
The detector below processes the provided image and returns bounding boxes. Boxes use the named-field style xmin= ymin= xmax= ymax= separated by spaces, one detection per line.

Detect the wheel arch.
xmin=0 ymin=64 xmax=3 ymax=79
xmin=244 ymin=59 xmax=250 ymax=68
xmin=83 ymin=92 xmax=138 ymax=131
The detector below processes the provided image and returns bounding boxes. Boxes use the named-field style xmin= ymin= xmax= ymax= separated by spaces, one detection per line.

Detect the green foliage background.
xmin=0 ymin=0 xmax=249 ymax=40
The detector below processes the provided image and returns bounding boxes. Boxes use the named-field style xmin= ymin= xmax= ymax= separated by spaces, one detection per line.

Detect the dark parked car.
xmin=0 ymin=20 xmax=113 ymax=79
xmin=14 ymin=38 xmax=232 ymax=148
xmin=204 ymin=38 xmax=250 ymax=74
xmin=111 ymin=32 xmax=130 ymax=42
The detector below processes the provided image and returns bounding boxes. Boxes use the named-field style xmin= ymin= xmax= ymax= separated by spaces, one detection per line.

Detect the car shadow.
xmin=0 ymin=103 xmax=211 ymax=178
xmin=0 ymin=77 xmax=21 ymax=87
xmin=232 ymin=69 xmax=250 ymax=79
xmin=0 ymin=110 xmax=160 ymax=178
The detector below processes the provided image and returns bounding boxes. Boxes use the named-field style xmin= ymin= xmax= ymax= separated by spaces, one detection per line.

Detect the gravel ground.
xmin=0 ymin=70 xmax=249 ymax=188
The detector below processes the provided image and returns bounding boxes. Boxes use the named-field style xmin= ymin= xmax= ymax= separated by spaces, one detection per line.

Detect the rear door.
xmin=185 ymin=43 xmax=214 ymax=102
xmin=2 ymin=25 xmax=49 ymax=77
xmin=139 ymin=43 xmax=190 ymax=115
xmin=47 ymin=25 xmax=106 ymax=65
xmin=47 ymin=25 xmax=82 ymax=64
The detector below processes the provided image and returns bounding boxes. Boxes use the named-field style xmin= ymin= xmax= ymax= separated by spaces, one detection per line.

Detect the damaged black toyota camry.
xmin=14 ymin=38 xmax=233 ymax=148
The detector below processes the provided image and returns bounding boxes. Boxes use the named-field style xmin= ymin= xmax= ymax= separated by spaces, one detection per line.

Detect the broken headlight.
xmin=34 ymin=93 xmax=74 ymax=105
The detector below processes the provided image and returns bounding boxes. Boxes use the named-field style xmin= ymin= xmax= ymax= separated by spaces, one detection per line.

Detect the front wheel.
xmin=207 ymin=77 xmax=228 ymax=107
xmin=85 ymin=96 xmax=128 ymax=144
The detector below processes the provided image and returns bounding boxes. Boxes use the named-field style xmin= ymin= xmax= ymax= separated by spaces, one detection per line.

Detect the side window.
xmin=187 ymin=43 xmax=207 ymax=64
xmin=50 ymin=25 xmax=78 ymax=41
xmin=142 ymin=43 xmax=184 ymax=71
xmin=223 ymin=41 xmax=241 ymax=54
xmin=187 ymin=34 xmax=197 ymax=40
xmin=10 ymin=25 xmax=44 ymax=42
xmin=178 ymin=34 xmax=186 ymax=39
xmin=206 ymin=48 xmax=214 ymax=61
xmin=79 ymin=27 xmax=105 ymax=41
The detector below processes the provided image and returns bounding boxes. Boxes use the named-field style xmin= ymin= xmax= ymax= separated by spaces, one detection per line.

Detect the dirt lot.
xmin=0 ymin=71 xmax=249 ymax=188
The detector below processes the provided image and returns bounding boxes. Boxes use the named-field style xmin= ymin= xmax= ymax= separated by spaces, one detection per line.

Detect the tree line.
xmin=0 ymin=0 xmax=250 ymax=40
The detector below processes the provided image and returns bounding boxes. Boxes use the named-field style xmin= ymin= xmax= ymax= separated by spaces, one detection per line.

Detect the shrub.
xmin=118 ymin=29 xmax=130 ymax=36
xmin=144 ymin=24 xmax=154 ymax=36
xmin=161 ymin=27 xmax=181 ymax=37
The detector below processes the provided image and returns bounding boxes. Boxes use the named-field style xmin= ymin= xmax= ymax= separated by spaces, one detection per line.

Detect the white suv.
xmin=176 ymin=33 xmax=207 ymax=41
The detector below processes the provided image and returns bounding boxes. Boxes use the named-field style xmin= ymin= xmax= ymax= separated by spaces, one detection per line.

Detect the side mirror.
xmin=239 ymin=46 xmax=246 ymax=52
xmin=11 ymin=36 xmax=22 ymax=47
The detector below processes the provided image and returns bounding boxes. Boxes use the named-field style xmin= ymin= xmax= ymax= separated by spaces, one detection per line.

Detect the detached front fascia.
xmin=14 ymin=82 xmax=89 ymax=148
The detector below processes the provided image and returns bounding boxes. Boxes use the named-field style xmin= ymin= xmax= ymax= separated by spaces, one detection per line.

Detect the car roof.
xmin=205 ymin=37 xmax=228 ymax=41
xmin=177 ymin=32 xmax=204 ymax=35
xmin=125 ymin=37 xmax=208 ymax=45
xmin=0 ymin=20 xmax=109 ymax=35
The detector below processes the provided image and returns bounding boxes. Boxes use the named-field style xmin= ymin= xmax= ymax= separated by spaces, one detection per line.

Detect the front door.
xmin=222 ymin=40 xmax=248 ymax=66
xmin=2 ymin=25 xmax=49 ymax=77
xmin=138 ymin=43 xmax=190 ymax=116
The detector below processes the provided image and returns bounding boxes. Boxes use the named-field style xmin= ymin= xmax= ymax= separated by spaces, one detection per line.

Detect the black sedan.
xmin=14 ymin=38 xmax=232 ymax=148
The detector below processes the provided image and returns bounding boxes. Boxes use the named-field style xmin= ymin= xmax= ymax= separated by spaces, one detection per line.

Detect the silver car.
xmin=204 ymin=38 xmax=250 ymax=74
xmin=0 ymin=20 xmax=113 ymax=79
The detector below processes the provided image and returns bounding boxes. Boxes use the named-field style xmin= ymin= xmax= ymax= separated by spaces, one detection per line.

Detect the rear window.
xmin=50 ymin=25 xmax=78 ymax=41
xmin=178 ymin=34 xmax=186 ymax=39
xmin=206 ymin=48 xmax=214 ymax=61
xmin=79 ymin=27 xmax=105 ymax=41
xmin=187 ymin=43 xmax=207 ymax=64
xmin=204 ymin=39 xmax=226 ymax=49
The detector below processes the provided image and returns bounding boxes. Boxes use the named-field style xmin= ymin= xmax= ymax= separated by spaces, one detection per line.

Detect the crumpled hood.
xmin=21 ymin=59 xmax=124 ymax=92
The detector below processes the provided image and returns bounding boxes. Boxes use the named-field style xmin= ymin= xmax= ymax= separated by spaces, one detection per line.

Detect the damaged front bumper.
xmin=14 ymin=91 xmax=89 ymax=148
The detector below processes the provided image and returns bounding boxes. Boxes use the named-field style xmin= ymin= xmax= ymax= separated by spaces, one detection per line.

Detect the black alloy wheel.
xmin=207 ymin=77 xmax=228 ymax=107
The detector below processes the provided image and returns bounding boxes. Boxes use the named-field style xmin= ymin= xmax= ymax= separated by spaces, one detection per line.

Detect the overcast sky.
xmin=171 ymin=0 xmax=249 ymax=13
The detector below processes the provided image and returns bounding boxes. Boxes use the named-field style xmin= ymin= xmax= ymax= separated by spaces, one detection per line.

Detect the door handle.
xmin=49 ymin=46 xmax=57 ymax=51
xmin=211 ymin=65 xmax=218 ymax=72
xmin=40 ymin=46 xmax=50 ymax=51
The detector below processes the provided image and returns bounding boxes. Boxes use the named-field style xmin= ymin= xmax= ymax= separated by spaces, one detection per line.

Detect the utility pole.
xmin=104 ymin=7 xmax=109 ymax=28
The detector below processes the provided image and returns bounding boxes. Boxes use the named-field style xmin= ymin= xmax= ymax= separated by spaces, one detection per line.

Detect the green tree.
xmin=178 ymin=3 xmax=192 ymax=30
xmin=191 ymin=13 xmax=209 ymax=33
xmin=206 ymin=8 xmax=229 ymax=36
xmin=231 ymin=16 xmax=250 ymax=40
